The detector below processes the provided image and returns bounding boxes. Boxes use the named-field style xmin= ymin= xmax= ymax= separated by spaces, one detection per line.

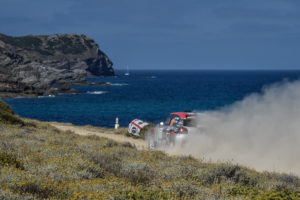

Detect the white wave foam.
xmin=87 ymin=91 xmax=107 ymax=95
xmin=107 ymin=82 xmax=128 ymax=86
xmin=38 ymin=95 xmax=55 ymax=98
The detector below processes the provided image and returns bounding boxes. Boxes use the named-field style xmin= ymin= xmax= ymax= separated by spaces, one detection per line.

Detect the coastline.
xmin=0 ymin=81 xmax=112 ymax=98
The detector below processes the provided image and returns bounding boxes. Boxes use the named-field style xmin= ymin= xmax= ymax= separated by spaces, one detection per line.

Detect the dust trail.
xmin=168 ymin=80 xmax=300 ymax=175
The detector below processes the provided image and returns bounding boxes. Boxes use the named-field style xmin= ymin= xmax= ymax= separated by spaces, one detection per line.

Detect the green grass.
xmin=0 ymin=100 xmax=299 ymax=199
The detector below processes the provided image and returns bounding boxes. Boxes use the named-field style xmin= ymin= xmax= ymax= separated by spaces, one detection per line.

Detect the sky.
xmin=0 ymin=0 xmax=300 ymax=70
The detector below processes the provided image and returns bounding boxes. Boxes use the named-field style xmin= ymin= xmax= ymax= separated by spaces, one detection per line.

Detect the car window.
xmin=171 ymin=115 xmax=183 ymax=128
xmin=163 ymin=115 xmax=173 ymax=125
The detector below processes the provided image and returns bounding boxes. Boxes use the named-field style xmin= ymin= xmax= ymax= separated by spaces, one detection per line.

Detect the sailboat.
xmin=124 ymin=65 xmax=130 ymax=76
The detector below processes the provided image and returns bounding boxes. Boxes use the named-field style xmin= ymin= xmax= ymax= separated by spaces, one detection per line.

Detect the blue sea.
xmin=2 ymin=70 xmax=300 ymax=128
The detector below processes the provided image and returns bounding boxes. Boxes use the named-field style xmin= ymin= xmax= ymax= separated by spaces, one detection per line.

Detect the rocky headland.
xmin=0 ymin=33 xmax=114 ymax=97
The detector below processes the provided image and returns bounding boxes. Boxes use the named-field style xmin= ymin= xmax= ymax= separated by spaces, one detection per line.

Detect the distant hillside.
xmin=0 ymin=33 xmax=114 ymax=97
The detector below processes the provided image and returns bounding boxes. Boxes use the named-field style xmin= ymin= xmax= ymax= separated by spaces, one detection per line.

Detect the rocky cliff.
xmin=0 ymin=33 xmax=114 ymax=97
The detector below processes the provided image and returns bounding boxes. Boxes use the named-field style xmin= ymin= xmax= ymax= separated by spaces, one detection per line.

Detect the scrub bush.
xmin=197 ymin=163 xmax=260 ymax=186
xmin=0 ymin=152 xmax=24 ymax=169
xmin=0 ymin=100 xmax=24 ymax=125
xmin=120 ymin=162 xmax=155 ymax=184
xmin=270 ymin=173 xmax=300 ymax=192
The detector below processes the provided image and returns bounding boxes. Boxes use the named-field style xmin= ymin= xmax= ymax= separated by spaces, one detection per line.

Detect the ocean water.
xmin=2 ymin=70 xmax=300 ymax=128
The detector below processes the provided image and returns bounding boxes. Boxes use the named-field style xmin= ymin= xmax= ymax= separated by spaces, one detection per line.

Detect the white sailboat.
xmin=124 ymin=65 xmax=130 ymax=76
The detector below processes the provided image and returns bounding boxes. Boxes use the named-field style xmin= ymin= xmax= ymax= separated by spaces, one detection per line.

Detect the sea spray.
xmin=167 ymin=80 xmax=300 ymax=175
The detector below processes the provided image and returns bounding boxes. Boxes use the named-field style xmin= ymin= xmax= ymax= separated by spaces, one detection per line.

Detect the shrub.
xmin=0 ymin=100 xmax=14 ymax=114
xmin=12 ymin=181 xmax=54 ymax=199
xmin=121 ymin=162 xmax=155 ymax=184
xmin=228 ymin=186 xmax=260 ymax=197
xmin=89 ymin=150 xmax=123 ymax=176
xmin=85 ymin=135 xmax=101 ymax=141
xmin=0 ymin=152 xmax=24 ymax=169
xmin=116 ymin=188 xmax=171 ymax=200
xmin=0 ymin=34 xmax=42 ymax=50
xmin=275 ymin=173 xmax=300 ymax=191
xmin=121 ymin=142 xmax=135 ymax=148
xmin=0 ymin=113 xmax=24 ymax=125
xmin=0 ymin=100 xmax=24 ymax=125
xmin=258 ymin=187 xmax=300 ymax=200
xmin=56 ymin=36 xmax=87 ymax=54
xmin=197 ymin=163 xmax=259 ymax=186
xmin=83 ymin=165 xmax=105 ymax=179
xmin=102 ymin=140 xmax=118 ymax=148
xmin=0 ymin=190 xmax=34 ymax=200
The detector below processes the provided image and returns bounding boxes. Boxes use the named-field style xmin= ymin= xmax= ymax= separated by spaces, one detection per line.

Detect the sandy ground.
xmin=50 ymin=123 xmax=148 ymax=150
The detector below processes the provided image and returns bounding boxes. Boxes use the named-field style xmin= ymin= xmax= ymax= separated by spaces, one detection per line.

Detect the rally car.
xmin=147 ymin=112 xmax=199 ymax=149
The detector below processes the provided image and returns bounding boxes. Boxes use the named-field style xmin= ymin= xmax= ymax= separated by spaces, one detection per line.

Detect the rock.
xmin=0 ymin=33 xmax=114 ymax=97
xmin=46 ymin=85 xmax=80 ymax=95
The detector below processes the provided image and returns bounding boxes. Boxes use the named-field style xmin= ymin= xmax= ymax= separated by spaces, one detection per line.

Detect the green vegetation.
xmin=48 ymin=35 xmax=87 ymax=54
xmin=0 ymin=100 xmax=24 ymax=125
xmin=0 ymin=33 xmax=89 ymax=56
xmin=83 ymin=38 xmax=95 ymax=49
xmin=0 ymin=34 xmax=50 ymax=56
xmin=0 ymin=152 xmax=24 ymax=169
xmin=0 ymin=100 xmax=299 ymax=199
xmin=0 ymin=34 xmax=42 ymax=50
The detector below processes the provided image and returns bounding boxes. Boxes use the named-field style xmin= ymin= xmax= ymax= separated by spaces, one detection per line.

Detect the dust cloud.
xmin=168 ymin=80 xmax=300 ymax=175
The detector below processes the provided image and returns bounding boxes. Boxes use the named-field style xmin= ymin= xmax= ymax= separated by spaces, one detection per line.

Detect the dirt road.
xmin=50 ymin=123 xmax=148 ymax=149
